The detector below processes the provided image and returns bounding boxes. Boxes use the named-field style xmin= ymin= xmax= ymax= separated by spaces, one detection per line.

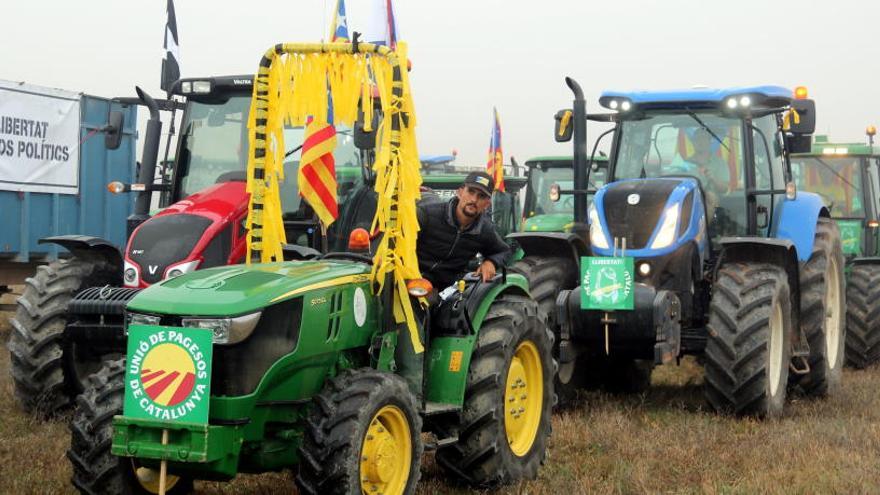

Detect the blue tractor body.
xmin=552 ymin=81 xmax=845 ymax=416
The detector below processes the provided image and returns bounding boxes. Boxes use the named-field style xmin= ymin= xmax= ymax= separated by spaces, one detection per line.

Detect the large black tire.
xmin=846 ymin=264 xmax=880 ymax=368
xmin=793 ymin=218 xmax=846 ymax=396
xmin=435 ymin=292 xmax=554 ymax=487
xmin=68 ymin=358 xmax=193 ymax=495
xmin=704 ymin=262 xmax=792 ymax=418
xmin=7 ymin=257 xmax=117 ymax=417
xmin=297 ymin=369 xmax=423 ymax=495
xmin=511 ymin=256 xmax=580 ymax=405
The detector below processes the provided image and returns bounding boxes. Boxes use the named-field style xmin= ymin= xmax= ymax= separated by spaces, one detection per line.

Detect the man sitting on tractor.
xmin=416 ymin=171 xmax=511 ymax=289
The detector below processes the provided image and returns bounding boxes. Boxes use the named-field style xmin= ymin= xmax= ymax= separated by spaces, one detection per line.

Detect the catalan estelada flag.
xmin=330 ymin=0 xmax=349 ymax=42
xmin=486 ymin=107 xmax=505 ymax=192
xmin=299 ymin=118 xmax=339 ymax=226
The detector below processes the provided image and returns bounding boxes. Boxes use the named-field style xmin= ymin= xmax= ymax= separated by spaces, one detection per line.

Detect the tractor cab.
xmin=790 ymin=134 xmax=880 ymax=257
xmin=521 ymin=155 xmax=608 ymax=233
xmin=596 ymin=86 xmax=816 ymax=255
xmin=119 ymin=76 xmax=375 ymax=287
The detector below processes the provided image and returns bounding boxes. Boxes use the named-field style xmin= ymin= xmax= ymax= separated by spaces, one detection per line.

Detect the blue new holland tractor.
xmin=546 ymin=80 xmax=845 ymax=417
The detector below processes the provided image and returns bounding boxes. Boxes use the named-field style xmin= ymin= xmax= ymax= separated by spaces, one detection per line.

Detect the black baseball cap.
xmin=463 ymin=171 xmax=495 ymax=196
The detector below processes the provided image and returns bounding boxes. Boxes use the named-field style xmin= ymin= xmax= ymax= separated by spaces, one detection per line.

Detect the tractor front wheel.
xmin=435 ymin=292 xmax=554 ymax=487
xmin=704 ymin=262 xmax=792 ymax=417
xmin=8 ymin=257 xmax=117 ymax=417
xmin=297 ymin=369 xmax=423 ymax=495
xmin=68 ymin=358 xmax=193 ymax=495
xmin=792 ymin=217 xmax=846 ymax=396
xmin=845 ymin=264 xmax=880 ymax=368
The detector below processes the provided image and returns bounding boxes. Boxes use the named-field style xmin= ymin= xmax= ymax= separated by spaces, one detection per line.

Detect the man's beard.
xmin=461 ymin=203 xmax=478 ymax=218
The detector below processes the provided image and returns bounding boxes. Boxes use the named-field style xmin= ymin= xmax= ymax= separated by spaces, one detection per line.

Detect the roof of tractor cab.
xmin=170 ymin=74 xmax=254 ymax=102
xmin=796 ymin=135 xmax=880 ymax=157
xmin=600 ymin=85 xmax=793 ymax=111
xmin=525 ymin=155 xmax=608 ymax=166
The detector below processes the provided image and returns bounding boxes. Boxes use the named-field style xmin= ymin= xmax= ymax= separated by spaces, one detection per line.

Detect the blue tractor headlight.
xmin=650 ymin=203 xmax=681 ymax=249
xmin=589 ymin=204 xmax=610 ymax=249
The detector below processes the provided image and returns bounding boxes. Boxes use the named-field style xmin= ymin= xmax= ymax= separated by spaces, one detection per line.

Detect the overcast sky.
xmin=2 ymin=1 xmax=878 ymax=166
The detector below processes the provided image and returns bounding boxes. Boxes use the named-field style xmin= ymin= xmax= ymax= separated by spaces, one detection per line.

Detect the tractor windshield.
xmin=524 ymin=164 xmax=606 ymax=219
xmin=790 ymin=156 xmax=864 ymax=217
xmin=176 ymin=95 xmax=362 ymax=217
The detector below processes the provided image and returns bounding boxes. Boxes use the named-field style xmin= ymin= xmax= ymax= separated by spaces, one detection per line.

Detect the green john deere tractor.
xmin=791 ymin=130 xmax=880 ymax=368
xmin=67 ymin=41 xmax=554 ymax=495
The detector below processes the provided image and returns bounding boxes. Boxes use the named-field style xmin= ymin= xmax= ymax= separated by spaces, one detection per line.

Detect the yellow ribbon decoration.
xmin=558 ymin=109 xmax=572 ymax=137
xmin=245 ymin=42 xmax=424 ymax=353
xmin=782 ymin=108 xmax=801 ymax=131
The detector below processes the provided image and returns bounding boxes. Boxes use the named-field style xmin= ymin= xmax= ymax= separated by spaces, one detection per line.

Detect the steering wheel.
xmin=320 ymin=252 xmax=374 ymax=264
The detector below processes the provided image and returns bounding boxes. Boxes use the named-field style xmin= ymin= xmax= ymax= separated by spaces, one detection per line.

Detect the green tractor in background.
xmin=67 ymin=41 xmax=554 ymax=495
xmin=790 ymin=129 xmax=880 ymax=368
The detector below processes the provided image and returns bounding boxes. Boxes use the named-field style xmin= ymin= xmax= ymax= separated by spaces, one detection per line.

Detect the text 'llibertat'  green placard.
xmin=580 ymin=256 xmax=634 ymax=310
xmin=123 ymin=325 xmax=213 ymax=424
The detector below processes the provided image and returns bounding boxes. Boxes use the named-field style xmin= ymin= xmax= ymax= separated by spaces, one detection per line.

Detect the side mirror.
xmin=554 ymin=109 xmax=573 ymax=143
xmin=788 ymin=99 xmax=816 ymax=135
xmin=787 ymin=134 xmax=812 ymax=154
xmin=354 ymin=120 xmax=376 ymax=150
xmin=104 ymin=111 xmax=124 ymax=150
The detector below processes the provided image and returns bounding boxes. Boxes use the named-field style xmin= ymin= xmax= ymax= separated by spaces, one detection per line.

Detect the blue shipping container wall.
xmin=0 ymin=95 xmax=137 ymax=262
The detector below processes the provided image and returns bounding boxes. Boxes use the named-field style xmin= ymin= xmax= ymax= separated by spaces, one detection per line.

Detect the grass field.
xmin=2 ymin=303 xmax=879 ymax=494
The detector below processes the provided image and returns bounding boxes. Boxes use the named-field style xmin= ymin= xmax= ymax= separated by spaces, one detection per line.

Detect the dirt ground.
xmin=1 ymin=306 xmax=879 ymax=494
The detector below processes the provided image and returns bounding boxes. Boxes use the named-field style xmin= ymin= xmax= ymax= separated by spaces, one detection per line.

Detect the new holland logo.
xmin=123 ymin=325 xmax=213 ymax=423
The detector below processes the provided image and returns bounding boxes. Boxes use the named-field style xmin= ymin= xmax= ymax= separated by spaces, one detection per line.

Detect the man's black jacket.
xmin=416 ymin=197 xmax=511 ymax=289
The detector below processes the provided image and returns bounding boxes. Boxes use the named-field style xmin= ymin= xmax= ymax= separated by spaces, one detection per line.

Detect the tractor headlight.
xmin=650 ymin=204 xmax=681 ymax=249
xmin=165 ymin=260 xmax=201 ymax=280
xmin=589 ymin=204 xmax=610 ymax=250
xmin=125 ymin=312 xmax=161 ymax=335
xmin=181 ymin=312 xmax=261 ymax=345
xmin=123 ymin=260 xmax=140 ymax=287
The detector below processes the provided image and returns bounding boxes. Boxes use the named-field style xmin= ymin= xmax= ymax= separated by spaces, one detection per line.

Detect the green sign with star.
xmin=580 ymin=256 xmax=634 ymax=310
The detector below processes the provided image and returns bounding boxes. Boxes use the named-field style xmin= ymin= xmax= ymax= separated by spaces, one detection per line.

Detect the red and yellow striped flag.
xmin=486 ymin=107 xmax=505 ymax=192
xmin=298 ymin=119 xmax=339 ymax=226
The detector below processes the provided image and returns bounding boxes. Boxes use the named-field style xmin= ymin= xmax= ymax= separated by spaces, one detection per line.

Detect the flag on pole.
xmin=486 ymin=107 xmax=505 ymax=192
xmin=330 ymin=0 xmax=350 ymax=42
xmin=298 ymin=118 xmax=339 ymax=226
xmin=160 ymin=0 xmax=180 ymax=92
xmin=365 ymin=0 xmax=399 ymax=49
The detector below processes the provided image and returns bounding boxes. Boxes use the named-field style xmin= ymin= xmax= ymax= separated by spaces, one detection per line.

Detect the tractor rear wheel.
xmin=792 ymin=218 xmax=846 ymax=396
xmin=845 ymin=264 xmax=880 ymax=368
xmin=68 ymin=358 xmax=193 ymax=495
xmin=7 ymin=257 xmax=117 ymax=417
xmin=511 ymin=256 xmax=580 ymax=406
xmin=435 ymin=293 xmax=554 ymax=487
xmin=704 ymin=262 xmax=792 ymax=417
xmin=297 ymin=369 xmax=422 ymax=495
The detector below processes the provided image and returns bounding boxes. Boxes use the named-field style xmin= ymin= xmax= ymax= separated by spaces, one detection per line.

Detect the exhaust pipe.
xmin=127 ymin=87 xmax=162 ymax=236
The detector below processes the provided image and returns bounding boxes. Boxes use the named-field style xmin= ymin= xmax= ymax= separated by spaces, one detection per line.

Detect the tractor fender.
xmin=424 ymin=274 xmax=531 ymax=407
xmin=39 ymin=235 xmax=124 ymax=271
xmin=506 ymin=232 xmax=588 ymax=269
xmin=771 ymin=192 xmax=829 ymax=262
xmin=717 ymin=237 xmax=802 ymax=344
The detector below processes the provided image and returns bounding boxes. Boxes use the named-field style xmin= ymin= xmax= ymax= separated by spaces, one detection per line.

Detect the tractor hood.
xmin=523 ymin=213 xmax=573 ymax=233
xmin=127 ymin=260 xmax=371 ymax=316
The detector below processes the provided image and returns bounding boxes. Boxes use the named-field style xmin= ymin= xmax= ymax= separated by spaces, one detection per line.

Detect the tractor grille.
xmin=128 ymin=214 xmax=212 ymax=284
xmin=70 ymin=286 xmax=142 ymax=315
xmin=603 ymin=179 xmax=680 ymax=249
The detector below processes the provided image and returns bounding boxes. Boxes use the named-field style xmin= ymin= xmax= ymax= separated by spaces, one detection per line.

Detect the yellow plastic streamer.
xmin=245 ymin=42 xmax=424 ymax=353
xmin=782 ymin=108 xmax=801 ymax=131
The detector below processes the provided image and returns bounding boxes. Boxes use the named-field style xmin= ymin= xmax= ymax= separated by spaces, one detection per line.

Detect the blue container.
xmin=0 ymin=94 xmax=137 ymax=284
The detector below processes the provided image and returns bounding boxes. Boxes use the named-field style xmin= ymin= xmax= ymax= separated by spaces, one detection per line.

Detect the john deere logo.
xmin=580 ymin=256 xmax=634 ymax=310
xmin=124 ymin=325 xmax=213 ymax=424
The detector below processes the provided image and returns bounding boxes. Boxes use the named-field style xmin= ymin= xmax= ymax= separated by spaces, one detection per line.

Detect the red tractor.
xmin=8 ymin=75 xmax=376 ymax=416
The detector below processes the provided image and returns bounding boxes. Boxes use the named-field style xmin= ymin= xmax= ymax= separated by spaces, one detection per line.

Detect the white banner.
xmin=0 ymin=80 xmax=81 ymax=194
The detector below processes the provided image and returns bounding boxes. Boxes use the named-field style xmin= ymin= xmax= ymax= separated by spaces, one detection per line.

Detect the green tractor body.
xmin=791 ymin=135 xmax=880 ymax=367
xmin=69 ymin=42 xmax=554 ymax=495
xmin=520 ymin=155 xmax=608 ymax=233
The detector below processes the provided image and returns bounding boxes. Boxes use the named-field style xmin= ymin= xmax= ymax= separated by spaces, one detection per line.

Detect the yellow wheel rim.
xmin=132 ymin=461 xmax=180 ymax=494
xmin=504 ymin=340 xmax=544 ymax=457
xmin=360 ymin=405 xmax=412 ymax=495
